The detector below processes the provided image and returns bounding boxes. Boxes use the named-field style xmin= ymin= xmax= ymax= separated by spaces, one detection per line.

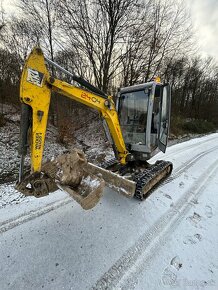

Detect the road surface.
xmin=0 ymin=134 xmax=218 ymax=289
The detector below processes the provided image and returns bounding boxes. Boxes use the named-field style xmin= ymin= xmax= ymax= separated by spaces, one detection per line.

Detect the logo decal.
xmin=27 ymin=68 xmax=44 ymax=87
xmin=81 ymin=92 xmax=100 ymax=104
xmin=35 ymin=133 xmax=42 ymax=150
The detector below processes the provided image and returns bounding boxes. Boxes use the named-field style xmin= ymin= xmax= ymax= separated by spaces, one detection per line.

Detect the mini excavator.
xmin=16 ymin=47 xmax=172 ymax=209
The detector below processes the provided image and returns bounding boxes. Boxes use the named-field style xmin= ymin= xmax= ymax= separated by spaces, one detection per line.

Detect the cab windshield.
xmin=119 ymin=87 xmax=151 ymax=145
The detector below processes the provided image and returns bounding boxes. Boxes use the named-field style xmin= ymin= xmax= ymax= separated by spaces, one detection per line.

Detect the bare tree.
xmin=0 ymin=0 xmax=5 ymax=32
xmin=57 ymin=0 xmax=139 ymax=93
xmin=1 ymin=17 xmax=41 ymax=63
xmin=0 ymin=49 xmax=21 ymax=115
xmin=17 ymin=0 xmax=59 ymax=61
xmin=163 ymin=54 xmax=218 ymax=126
xmin=1 ymin=0 xmax=218 ymax=134
xmin=120 ymin=0 xmax=193 ymax=86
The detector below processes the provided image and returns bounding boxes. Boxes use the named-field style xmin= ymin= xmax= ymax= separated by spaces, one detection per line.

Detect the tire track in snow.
xmin=163 ymin=134 xmax=218 ymax=160
xmin=0 ymin=197 xmax=72 ymax=234
xmin=162 ymin=145 xmax=218 ymax=185
xmin=91 ymin=159 xmax=218 ymax=290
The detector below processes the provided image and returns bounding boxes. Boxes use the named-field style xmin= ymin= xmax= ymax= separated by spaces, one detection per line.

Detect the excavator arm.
xmin=19 ymin=48 xmax=51 ymax=176
xmin=19 ymin=47 xmax=128 ymax=173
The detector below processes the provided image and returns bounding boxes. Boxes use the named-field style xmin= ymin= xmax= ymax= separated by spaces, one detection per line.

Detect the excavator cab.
xmin=117 ymin=81 xmax=171 ymax=161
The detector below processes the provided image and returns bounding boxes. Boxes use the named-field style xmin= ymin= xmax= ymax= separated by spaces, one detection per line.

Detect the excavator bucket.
xmin=16 ymin=149 xmax=106 ymax=210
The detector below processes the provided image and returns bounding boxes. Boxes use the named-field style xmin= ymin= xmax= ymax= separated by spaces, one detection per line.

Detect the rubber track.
xmin=133 ymin=160 xmax=172 ymax=200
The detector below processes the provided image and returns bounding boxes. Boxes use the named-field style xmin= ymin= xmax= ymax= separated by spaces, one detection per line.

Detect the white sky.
xmin=2 ymin=0 xmax=218 ymax=61
xmin=185 ymin=0 xmax=218 ymax=60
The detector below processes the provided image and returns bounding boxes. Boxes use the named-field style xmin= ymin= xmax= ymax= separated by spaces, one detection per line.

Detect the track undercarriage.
xmin=99 ymin=158 xmax=173 ymax=200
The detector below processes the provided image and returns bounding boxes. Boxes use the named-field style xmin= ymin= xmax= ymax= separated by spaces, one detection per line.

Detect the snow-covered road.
xmin=0 ymin=134 xmax=218 ymax=290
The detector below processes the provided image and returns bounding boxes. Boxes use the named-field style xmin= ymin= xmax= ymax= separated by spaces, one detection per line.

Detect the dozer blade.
xmin=86 ymin=163 xmax=136 ymax=198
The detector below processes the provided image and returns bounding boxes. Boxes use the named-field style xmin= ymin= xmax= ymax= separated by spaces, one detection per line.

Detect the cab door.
xmin=158 ymin=84 xmax=171 ymax=153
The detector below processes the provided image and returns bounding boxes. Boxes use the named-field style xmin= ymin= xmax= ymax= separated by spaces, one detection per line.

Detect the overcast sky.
xmin=185 ymin=0 xmax=218 ymax=60
xmin=2 ymin=0 xmax=218 ymax=61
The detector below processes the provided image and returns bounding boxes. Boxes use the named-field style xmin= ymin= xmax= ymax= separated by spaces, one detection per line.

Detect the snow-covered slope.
xmin=0 ymin=106 xmax=112 ymax=187
xmin=0 ymin=133 xmax=218 ymax=290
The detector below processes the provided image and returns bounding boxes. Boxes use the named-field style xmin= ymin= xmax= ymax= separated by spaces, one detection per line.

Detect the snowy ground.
xmin=0 ymin=133 xmax=218 ymax=289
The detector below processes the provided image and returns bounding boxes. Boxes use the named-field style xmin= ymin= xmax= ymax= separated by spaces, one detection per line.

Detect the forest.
xmin=0 ymin=0 xmax=218 ymax=137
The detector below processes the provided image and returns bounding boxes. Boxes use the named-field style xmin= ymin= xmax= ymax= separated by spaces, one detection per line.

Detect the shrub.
xmin=0 ymin=113 xmax=6 ymax=127
xmin=182 ymin=119 xmax=216 ymax=134
xmin=170 ymin=115 xmax=216 ymax=136
xmin=170 ymin=115 xmax=186 ymax=136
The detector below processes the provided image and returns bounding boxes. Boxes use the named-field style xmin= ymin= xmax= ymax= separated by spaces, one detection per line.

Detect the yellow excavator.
xmin=16 ymin=47 xmax=173 ymax=209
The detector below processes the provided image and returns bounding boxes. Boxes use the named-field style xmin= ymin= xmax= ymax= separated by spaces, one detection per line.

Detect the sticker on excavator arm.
xmin=27 ymin=68 xmax=44 ymax=87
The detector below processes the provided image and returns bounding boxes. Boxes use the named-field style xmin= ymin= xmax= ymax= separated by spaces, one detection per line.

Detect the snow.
xmin=132 ymin=165 xmax=218 ymax=290
xmin=81 ymin=175 xmax=101 ymax=189
xmin=0 ymin=121 xmax=218 ymax=289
